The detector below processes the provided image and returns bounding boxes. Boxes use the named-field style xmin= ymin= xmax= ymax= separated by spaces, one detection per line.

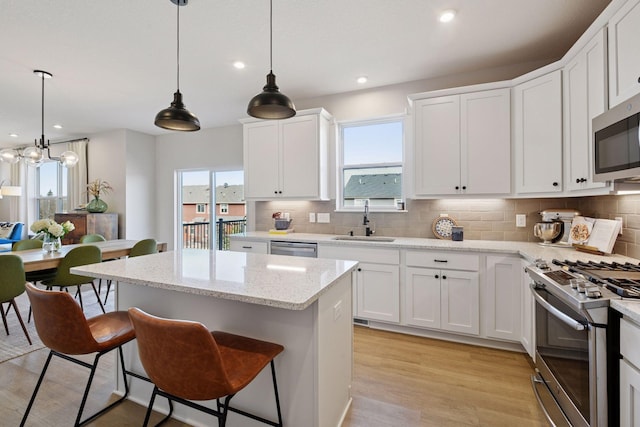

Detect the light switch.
xmin=309 ymin=213 xmax=316 ymax=223
xmin=516 ymin=214 xmax=526 ymax=227
xmin=317 ymin=213 xmax=330 ymax=223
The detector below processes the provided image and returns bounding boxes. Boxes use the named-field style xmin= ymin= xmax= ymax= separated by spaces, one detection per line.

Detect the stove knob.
xmin=586 ymin=287 xmax=602 ymax=298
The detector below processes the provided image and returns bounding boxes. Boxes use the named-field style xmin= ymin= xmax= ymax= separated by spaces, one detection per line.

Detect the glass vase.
xmin=87 ymin=196 xmax=108 ymax=213
xmin=43 ymin=234 xmax=62 ymax=253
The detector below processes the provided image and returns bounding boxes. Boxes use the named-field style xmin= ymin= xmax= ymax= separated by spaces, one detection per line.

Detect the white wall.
xmin=125 ymin=130 xmax=156 ymax=239
xmin=154 ymin=125 xmax=243 ymax=249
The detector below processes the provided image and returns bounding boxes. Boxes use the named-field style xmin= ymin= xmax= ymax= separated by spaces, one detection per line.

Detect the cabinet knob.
xmin=581 ymin=178 xmax=587 ymax=183
xmin=278 ymin=191 xmax=282 ymax=194
xmin=462 ymin=186 xmax=466 ymax=190
xmin=435 ymin=274 xmax=439 ymax=279
xmin=442 ymin=275 xmax=447 ymax=280
xmin=638 ymin=76 xmax=640 ymax=83
xmin=357 ymin=268 xmax=362 ymax=272
xmin=455 ymin=186 xmax=459 ymax=190
xmin=552 ymin=182 xmax=559 ymax=187
xmin=274 ymin=190 xmax=278 ymax=194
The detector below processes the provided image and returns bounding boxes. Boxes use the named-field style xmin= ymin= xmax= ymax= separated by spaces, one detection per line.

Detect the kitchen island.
xmin=72 ymin=249 xmax=358 ymax=427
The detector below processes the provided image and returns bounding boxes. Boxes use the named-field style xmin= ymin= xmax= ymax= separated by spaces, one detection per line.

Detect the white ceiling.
xmin=0 ymin=0 xmax=611 ymax=147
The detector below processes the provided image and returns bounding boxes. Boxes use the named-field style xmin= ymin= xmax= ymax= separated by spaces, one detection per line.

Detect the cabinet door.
xmin=484 ymin=255 xmax=521 ymax=342
xmin=281 ymin=114 xmax=320 ymax=198
xmin=609 ymin=0 xmax=640 ymax=107
xmin=461 ymin=88 xmax=511 ymax=195
xmin=441 ymin=270 xmax=479 ymax=335
xmin=414 ymin=96 xmax=461 ymax=195
xmin=244 ymin=121 xmax=280 ymax=198
xmin=564 ymin=29 xmax=607 ymax=191
xmin=404 ymin=267 xmax=441 ymax=329
xmin=514 ymin=70 xmax=563 ymax=194
xmin=620 ymin=359 xmax=640 ymax=427
xmin=521 ymin=260 xmax=535 ymax=359
xmin=356 ymin=262 xmax=400 ymax=323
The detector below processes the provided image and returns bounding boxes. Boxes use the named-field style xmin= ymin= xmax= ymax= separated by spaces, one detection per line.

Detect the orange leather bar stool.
xmin=20 ymin=283 xmax=141 ymax=427
xmin=128 ymin=307 xmax=284 ymax=427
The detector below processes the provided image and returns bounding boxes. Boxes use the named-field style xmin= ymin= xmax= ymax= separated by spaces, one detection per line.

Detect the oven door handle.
xmin=531 ymin=287 xmax=586 ymax=331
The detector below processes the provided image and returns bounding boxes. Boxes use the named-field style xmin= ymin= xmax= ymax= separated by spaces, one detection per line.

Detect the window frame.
xmin=336 ymin=115 xmax=406 ymax=212
xmin=219 ymin=203 xmax=229 ymax=214
xmin=196 ymin=203 xmax=207 ymax=214
xmin=36 ymin=160 xmax=68 ymax=219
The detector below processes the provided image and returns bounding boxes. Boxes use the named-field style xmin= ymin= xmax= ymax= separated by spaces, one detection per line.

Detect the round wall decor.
xmin=432 ymin=216 xmax=458 ymax=240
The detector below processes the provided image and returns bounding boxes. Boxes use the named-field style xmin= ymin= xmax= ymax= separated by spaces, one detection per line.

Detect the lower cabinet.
xmin=405 ymin=267 xmax=479 ymax=335
xmin=620 ymin=317 xmax=640 ymax=426
xmin=318 ymin=244 xmax=400 ymax=324
xmin=482 ymin=255 xmax=522 ymax=342
xmin=404 ymin=250 xmax=480 ymax=336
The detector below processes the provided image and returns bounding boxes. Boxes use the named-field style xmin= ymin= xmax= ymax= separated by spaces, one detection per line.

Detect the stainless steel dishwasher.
xmin=270 ymin=241 xmax=317 ymax=258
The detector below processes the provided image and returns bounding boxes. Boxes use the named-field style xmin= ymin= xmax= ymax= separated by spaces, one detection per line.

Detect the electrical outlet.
xmin=516 ymin=214 xmax=526 ymax=227
xmin=333 ymin=300 xmax=342 ymax=321
xmin=317 ymin=213 xmax=330 ymax=223
xmin=309 ymin=213 xmax=316 ymax=223
xmin=615 ymin=217 xmax=623 ymax=235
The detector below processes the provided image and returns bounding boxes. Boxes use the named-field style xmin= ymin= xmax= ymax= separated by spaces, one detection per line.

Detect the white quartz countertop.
xmin=611 ymin=300 xmax=640 ymax=324
xmin=71 ymin=249 xmax=358 ymax=310
xmin=233 ymin=232 xmax=639 ymax=265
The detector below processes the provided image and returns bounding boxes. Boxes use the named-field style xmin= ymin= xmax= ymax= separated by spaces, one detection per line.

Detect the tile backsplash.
xmin=254 ymin=193 xmax=640 ymax=258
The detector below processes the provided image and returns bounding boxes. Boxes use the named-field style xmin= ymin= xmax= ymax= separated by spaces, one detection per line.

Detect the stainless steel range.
xmin=525 ymin=257 xmax=640 ymax=427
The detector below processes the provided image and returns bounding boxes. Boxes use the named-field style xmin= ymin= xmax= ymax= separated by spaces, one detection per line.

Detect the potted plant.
xmin=86 ymin=179 xmax=113 ymax=213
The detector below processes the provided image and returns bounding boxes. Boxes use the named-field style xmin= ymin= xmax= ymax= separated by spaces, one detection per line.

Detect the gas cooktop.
xmin=552 ymin=259 xmax=640 ymax=298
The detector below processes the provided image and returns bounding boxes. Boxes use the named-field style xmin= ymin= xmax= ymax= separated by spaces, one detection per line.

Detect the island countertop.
xmin=71 ymin=249 xmax=358 ymax=310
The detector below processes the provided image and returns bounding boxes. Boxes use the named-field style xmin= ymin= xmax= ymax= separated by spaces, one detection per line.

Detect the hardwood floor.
xmin=2 ymin=325 xmax=548 ymax=426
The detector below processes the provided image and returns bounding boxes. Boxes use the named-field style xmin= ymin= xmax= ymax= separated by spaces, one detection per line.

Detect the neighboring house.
xmin=343 ymin=174 xmax=401 ymax=207
xmin=182 ymin=184 xmax=245 ymax=223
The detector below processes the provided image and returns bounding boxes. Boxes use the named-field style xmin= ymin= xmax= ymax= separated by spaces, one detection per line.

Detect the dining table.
xmin=1 ymin=239 xmax=167 ymax=272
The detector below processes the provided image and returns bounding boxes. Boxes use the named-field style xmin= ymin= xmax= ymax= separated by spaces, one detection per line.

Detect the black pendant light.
xmin=247 ymin=0 xmax=296 ymax=120
xmin=155 ymin=0 xmax=200 ymax=131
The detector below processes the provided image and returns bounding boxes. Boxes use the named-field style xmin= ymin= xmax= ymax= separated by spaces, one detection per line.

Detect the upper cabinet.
xmin=412 ymin=87 xmax=511 ymax=197
xmin=563 ymin=28 xmax=608 ymax=191
xmin=513 ymin=70 xmax=563 ymax=194
xmin=242 ymin=108 xmax=332 ymax=200
xmin=608 ymin=0 xmax=640 ymax=108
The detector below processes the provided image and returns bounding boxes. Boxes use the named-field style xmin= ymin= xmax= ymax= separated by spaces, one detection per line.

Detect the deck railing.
xmin=182 ymin=218 xmax=246 ymax=250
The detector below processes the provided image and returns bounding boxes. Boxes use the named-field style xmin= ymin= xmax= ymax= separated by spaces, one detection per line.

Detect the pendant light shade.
xmin=247 ymin=0 xmax=296 ymax=120
xmin=155 ymin=0 xmax=200 ymax=131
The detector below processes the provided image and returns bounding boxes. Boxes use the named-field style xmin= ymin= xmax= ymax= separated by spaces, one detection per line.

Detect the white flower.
xmin=47 ymin=223 xmax=64 ymax=238
xmin=30 ymin=219 xmax=54 ymax=234
xmin=30 ymin=219 xmax=75 ymax=238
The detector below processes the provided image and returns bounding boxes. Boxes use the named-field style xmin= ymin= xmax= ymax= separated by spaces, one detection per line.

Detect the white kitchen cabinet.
xmin=608 ymin=0 xmax=640 ymax=107
xmin=318 ymin=245 xmax=400 ymax=324
xmin=483 ymin=255 xmax=522 ymax=342
xmin=521 ymin=259 xmax=535 ymax=359
xmin=563 ymin=28 xmax=608 ymax=191
xmin=513 ymin=70 xmax=563 ymax=194
xmin=229 ymin=239 xmax=268 ymax=254
xmin=412 ymin=88 xmax=510 ymax=196
xmin=242 ymin=108 xmax=331 ymax=200
xmin=620 ymin=317 xmax=640 ymax=426
xmin=404 ymin=251 xmax=480 ymax=336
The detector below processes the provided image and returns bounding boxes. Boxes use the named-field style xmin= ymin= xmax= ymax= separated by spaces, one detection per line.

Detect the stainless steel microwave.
xmin=593 ymin=92 xmax=640 ymax=182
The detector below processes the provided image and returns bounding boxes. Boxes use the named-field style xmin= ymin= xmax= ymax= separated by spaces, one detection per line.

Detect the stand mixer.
xmin=534 ymin=209 xmax=581 ymax=246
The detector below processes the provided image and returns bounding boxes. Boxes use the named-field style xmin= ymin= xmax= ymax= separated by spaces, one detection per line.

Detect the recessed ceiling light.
xmin=233 ymin=61 xmax=246 ymax=69
xmin=357 ymin=76 xmax=368 ymax=84
xmin=9 ymin=133 xmax=18 ymax=138
xmin=439 ymin=9 xmax=456 ymax=23
xmin=53 ymin=124 xmax=62 ymax=129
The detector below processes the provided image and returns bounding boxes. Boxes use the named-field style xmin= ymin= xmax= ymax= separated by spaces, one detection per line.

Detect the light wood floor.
xmin=2 ymin=326 xmax=548 ymax=426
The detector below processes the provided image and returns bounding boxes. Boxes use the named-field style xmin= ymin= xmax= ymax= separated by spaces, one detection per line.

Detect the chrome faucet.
xmin=363 ymin=200 xmax=374 ymax=236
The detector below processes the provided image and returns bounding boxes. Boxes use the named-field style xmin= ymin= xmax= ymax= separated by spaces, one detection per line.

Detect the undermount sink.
xmin=332 ymin=236 xmax=395 ymax=242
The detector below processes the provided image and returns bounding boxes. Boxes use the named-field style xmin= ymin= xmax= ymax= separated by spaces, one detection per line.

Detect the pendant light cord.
xmin=176 ymin=0 xmax=180 ymax=92
xmin=269 ymin=0 xmax=273 ymax=73
xmin=40 ymin=72 xmax=45 ymax=145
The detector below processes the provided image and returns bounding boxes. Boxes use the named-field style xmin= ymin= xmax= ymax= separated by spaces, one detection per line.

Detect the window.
xmin=36 ymin=161 xmax=68 ymax=219
xmin=339 ymin=117 xmax=404 ymax=210
xmin=196 ymin=203 xmax=206 ymax=214
xmin=220 ymin=203 xmax=229 ymax=214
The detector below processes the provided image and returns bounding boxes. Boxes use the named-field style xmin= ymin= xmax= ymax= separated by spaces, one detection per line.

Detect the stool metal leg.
xmin=20 ymin=351 xmax=54 ymax=427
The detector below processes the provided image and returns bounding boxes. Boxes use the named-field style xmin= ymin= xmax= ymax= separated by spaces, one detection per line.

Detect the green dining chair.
xmin=12 ymin=239 xmax=44 ymax=251
xmin=42 ymin=245 xmax=105 ymax=314
xmin=79 ymin=234 xmax=106 ymax=243
xmin=0 ymin=254 xmax=32 ymax=345
xmin=103 ymin=238 xmax=158 ymax=304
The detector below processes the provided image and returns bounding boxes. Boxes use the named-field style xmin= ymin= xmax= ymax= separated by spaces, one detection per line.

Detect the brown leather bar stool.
xmin=20 ymin=283 xmax=139 ymax=427
xmin=128 ymin=307 xmax=284 ymax=427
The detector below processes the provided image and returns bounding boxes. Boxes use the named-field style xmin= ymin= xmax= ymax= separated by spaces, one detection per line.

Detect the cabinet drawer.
xmin=319 ymin=245 xmax=399 ymax=265
xmin=405 ymin=250 xmax=479 ymax=271
xmin=621 ymin=317 xmax=640 ymax=369
xmin=229 ymin=240 xmax=268 ymax=254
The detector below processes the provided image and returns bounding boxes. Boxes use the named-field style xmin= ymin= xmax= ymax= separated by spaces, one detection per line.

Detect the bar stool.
xmin=128 ymin=307 xmax=284 ymax=427
xmin=20 ymin=283 xmax=138 ymax=427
